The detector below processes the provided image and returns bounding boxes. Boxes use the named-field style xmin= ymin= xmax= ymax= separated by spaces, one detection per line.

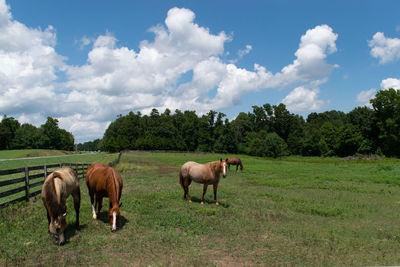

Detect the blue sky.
xmin=1 ymin=0 xmax=400 ymax=142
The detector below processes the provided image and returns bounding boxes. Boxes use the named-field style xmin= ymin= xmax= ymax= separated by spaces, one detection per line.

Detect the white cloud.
xmin=76 ymin=36 xmax=92 ymax=50
xmin=278 ymin=25 xmax=338 ymax=83
xmin=281 ymin=80 xmax=326 ymax=112
xmin=356 ymin=89 xmax=376 ymax=107
xmin=238 ymin=44 xmax=252 ymax=58
xmin=0 ymin=0 xmax=65 ymax=126
xmin=381 ymin=78 xmax=400 ymax=90
xmin=368 ymin=32 xmax=400 ymax=64
xmin=0 ymin=2 xmax=339 ymax=142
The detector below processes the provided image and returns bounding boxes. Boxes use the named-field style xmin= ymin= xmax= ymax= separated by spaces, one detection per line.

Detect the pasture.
xmin=1 ymin=151 xmax=400 ymax=265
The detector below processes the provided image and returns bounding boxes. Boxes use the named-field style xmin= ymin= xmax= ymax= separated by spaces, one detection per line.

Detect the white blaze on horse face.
xmin=223 ymin=162 xmax=227 ymax=177
xmin=112 ymin=211 xmax=117 ymax=231
xmin=92 ymin=204 xmax=97 ymax=219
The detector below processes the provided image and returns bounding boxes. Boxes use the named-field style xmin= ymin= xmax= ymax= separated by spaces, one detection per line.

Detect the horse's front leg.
xmin=97 ymin=196 xmax=103 ymax=215
xmin=213 ymin=183 xmax=219 ymax=206
xmin=201 ymin=184 xmax=208 ymax=205
xmin=236 ymin=164 xmax=239 ymax=172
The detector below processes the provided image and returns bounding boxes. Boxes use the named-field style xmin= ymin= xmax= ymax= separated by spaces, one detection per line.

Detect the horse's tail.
xmin=239 ymin=159 xmax=243 ymax=170
xmin=179 ymin=169 xmax=184 ymax=189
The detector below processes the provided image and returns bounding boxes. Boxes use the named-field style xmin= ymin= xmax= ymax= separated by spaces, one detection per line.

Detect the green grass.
xmin=1 ymin=151 xmax=400 ymax=265
xmin=0 ymin=149 xmax=77 ymax=159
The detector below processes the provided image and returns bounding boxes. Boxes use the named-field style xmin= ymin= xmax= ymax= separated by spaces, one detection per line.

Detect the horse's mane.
xmin=208 ymin=161 xmax=222 ymax=174
xmin=108 ymin=167 xmax=121 ymax=206
xmin=43 ymin=172 xmax=64 ymax=217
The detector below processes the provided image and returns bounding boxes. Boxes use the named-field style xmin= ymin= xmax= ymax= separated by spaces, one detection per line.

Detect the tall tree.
xmin=370 ymin=88 xmax=400 ymax=156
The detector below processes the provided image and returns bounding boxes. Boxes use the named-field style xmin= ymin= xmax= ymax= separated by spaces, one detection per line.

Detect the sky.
xmin=1 ymin=0 xmax=400 ymax=143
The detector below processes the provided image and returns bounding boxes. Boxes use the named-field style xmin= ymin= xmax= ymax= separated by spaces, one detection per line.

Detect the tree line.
xmin=79 ymin=88 xmax=400 ymax=158
xmin=0 ymin=116 xmax=74 ymax=151
xmin=3 ymin=88 xmax=400 ymax=158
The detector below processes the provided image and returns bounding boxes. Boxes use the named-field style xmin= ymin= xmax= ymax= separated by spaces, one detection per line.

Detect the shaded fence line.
xmin=0 ymin=163 xmax=90 ymax=208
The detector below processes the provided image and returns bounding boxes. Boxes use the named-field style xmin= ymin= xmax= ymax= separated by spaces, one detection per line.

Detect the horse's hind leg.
xmin=73 ymin=189 xmax=80 ymax=229
xmin=89 ymin=190 xmax=97 ymax=219
xmin=213 ymin=183 xmax=219 ymax=206
xmin=184 ymin=178 xmax=192 ymax=202
xmin=201 ymin=184 xmax=208 ymax=205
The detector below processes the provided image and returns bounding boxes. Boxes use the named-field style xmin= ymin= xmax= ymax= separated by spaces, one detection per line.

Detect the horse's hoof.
xmin=188 ymin=200 xmax=192 ymax=203
xmin=215 ymin=202 xmax=219 ymax=206
xmin=200 ymin=201 xmax=204 ymax=205
xmin=92 ymin=215 xmax=97 ymax=219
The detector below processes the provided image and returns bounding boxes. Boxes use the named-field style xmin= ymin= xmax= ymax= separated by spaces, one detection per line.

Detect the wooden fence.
xmin=0 ymin=163 xmax=90 ymax=208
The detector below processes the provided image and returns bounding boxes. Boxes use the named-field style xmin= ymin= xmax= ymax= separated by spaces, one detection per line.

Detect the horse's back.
xmin=43 ymin=168 xmax=79 ymax=201
xmin=181 ymin=161 xmax=210 ymax=183
xmin=86 ymin=163 xmax=122 ymax=193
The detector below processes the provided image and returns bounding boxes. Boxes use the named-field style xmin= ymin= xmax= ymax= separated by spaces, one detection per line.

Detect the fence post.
xmin=44 ymin=165 xmax=47 ymax=183
xmin=24 ymin=167 xmax=30 ymax=201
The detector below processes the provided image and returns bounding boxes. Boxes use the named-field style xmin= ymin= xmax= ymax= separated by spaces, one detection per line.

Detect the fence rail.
xmin=0 ymin=163 xmax=90 ymax=208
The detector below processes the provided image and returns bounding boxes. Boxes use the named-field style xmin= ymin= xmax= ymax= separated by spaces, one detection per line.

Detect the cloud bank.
xmin=0 ymin=1 xmax=339 ymax=142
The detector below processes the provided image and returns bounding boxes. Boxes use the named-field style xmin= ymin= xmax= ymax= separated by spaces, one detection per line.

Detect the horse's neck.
xmin=107 ymin=174 xmax=120 ymax=204
xmin=209 ymin=162 xmax=221 ymax=177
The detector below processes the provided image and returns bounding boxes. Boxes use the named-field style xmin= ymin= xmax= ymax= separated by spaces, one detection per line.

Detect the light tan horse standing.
xmin=41 ymin=168 xmax=81 ymax=245
xmin=179 ymin=159 xmax=227 ymax=205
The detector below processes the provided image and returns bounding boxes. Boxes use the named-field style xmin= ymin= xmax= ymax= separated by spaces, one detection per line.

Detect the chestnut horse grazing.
xmin=226 ymin=157 xmax=243 ymax=171
xmin=41 ymin=168 xmax=80 ymax=245
xmin=179 ymin=159 xmax=227 ymax=205
xmin=86 ymin=163 xmax=123 ymax=231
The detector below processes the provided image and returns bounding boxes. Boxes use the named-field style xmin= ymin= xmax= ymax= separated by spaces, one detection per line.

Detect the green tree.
xmin=0 ymin=116 xmax=20 ymax=149
xmin=370 ymin=88 xmax=400 ymax=156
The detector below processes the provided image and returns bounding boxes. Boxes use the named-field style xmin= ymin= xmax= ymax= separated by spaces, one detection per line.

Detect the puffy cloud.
xmin=381 ymin=78 xmax=400 ymax=89
xmin=0 ymin=2 xmax=339 ymax=142
xmin=281 ymin=81 xmax=326 ymax=112
xmin=368 ymin=32 xmax=400 ymax=64
xmin=356 ymin=89 xmax=376 ymax=107
xmin=278 ymin=25 xmax=338 ymax=83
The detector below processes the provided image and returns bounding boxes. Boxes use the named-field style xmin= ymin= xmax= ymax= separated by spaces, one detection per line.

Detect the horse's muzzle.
xmin=55 ymin=233 xmax=65 ymax=246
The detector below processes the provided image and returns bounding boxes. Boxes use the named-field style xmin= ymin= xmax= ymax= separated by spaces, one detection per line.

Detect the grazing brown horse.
xmin=179 ymin=159 xmax=227 ymax=205
xmin=86 ymin=163 xmax=123 ymax=231
xmin=41 ymin=168 xmax=80 ymax=245
xmin=226 ymin=157 xmax=243 ymax=171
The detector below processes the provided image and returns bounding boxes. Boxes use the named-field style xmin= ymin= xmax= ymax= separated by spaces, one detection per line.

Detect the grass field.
xmin=1 ymin=151 xmax=400 ymax=265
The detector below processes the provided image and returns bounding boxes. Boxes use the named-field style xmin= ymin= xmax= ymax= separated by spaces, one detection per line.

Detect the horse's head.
xmin=49 ymin=211 xmax=67 ymax=245
xmin=220 ymin=158 xmax=227 ymax=178
xmin=109 ymin=203 xmax=122 ymax=232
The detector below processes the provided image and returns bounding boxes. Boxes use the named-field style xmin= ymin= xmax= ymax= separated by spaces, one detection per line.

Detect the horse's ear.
xmin=119 ymin=202 xmax=123 ymax=208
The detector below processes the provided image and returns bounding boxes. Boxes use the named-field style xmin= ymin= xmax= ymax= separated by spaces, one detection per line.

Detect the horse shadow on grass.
xmin=188 ymin=196 xmax=230 ymax=208
xmin=96 ymin=211 xmax=128 ymax=231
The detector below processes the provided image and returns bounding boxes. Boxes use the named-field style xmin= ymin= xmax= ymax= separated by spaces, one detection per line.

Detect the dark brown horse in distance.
xmin=179 ymin=159 xmax=227 ymax=205
xmin=41 ymin=168 xmax=80 ymax=245
xmin=86 ymin=163 xmax=123 ymax=231
xmin=226 ymin=157 xmax=243 ymax=171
